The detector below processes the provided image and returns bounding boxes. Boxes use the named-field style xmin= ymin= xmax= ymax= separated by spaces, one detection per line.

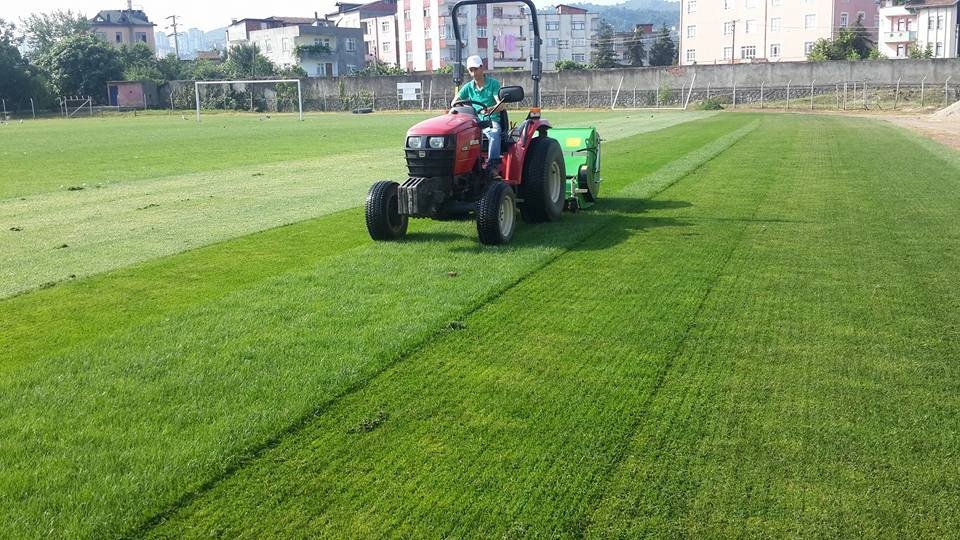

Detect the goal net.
xmin=194 ymin=79 xmax=303 ymax=121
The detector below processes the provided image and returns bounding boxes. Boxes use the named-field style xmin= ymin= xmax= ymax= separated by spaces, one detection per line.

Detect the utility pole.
xmin=730 ymin=20 xmax=736 ymax=64
xmin=166 ymin=15 xmax=181 ymax=59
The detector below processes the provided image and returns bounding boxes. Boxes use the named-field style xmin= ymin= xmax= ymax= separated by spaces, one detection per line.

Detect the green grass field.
xmin=1 ymin=110 xmax=959 ymax=538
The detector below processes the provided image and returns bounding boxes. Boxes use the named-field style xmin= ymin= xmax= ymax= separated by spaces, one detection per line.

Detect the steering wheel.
xmin=450 ymin=99 xmax=489 ymax=115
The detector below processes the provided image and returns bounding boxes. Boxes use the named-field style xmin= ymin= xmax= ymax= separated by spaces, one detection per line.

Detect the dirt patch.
xmin=884 ymin=115 xmax=960 ymax=152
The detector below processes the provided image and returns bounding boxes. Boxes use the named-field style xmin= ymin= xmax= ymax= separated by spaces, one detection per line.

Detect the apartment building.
xmin=89 ymin=6 xmax=157 ymax=53
xmin=396 ymin=1 xmax=599 ymax=72
xmin=326 ymin=1 xmax=401 ymax=66
xmin=680 ymin=0 xmax=878 ymax=65
xmin=878 ymin=0 xmax=959 ymax=58
xmin=227 ymin=17 xmax=364 ymax=77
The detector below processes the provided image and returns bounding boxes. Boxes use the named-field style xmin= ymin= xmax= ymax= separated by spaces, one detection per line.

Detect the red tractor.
xmin=365 ymin=0 xmax=567 ymax=245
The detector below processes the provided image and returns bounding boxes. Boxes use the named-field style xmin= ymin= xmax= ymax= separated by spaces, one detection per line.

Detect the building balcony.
xmin=884 ymin=30 xmax=917 ymax=42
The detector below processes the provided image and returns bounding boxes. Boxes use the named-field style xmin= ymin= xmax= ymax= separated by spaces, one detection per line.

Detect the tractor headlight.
xmin=428 ymin=136 xmax=446 ymax=149
xmin=407 ymin=136 xmax=423 ymax=149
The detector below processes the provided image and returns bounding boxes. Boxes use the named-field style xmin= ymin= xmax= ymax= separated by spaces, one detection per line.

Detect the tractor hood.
xmin=407 ymin=112 xmax=477 ymax=137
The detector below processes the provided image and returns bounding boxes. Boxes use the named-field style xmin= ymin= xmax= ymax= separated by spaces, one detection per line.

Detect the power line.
xmin=166 ymin=15 xmax=182 ymax=59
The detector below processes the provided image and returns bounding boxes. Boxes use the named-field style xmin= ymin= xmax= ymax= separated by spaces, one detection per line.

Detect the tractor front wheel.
xmin=519 ymin=136 xmax=565 ymax=223
xmin=476 ymin=181 xmax=517 ymax=245
xmin=365 ymin=180 xmax=408 ymax=241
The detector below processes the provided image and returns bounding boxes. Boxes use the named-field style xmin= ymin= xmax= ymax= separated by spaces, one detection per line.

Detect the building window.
xmin=558 ymin=39 xmax=569 ymax=48
xmin=770 ymin=17 xmax=781 ymax=32
xmin=572 ymin=22 xmax=585 ymax=30
xmin=770 ymin=43 xmax=780 ymax=57
xmin=477 ymin=26 xmax=487 ymax=37
xmin=282 ymin=38 xmax=289 ymax=52
xmin=722 ymin=0 xmax=731 ymax=9
xmin=406 ymin=52 xmax=413 ymax=62
xmin=840 ymin=12 xmax=848 ymax=27
xmin=740 ymin=45 xmax=756 ymax=59
xmin=724 ymin=22 xmax=734 ymax=35
xmin=547 ymin=37 xmax=558 ymax=47
xmin=896 ymin=44 xmax=906 ymax=57
xmin=423 ymin=8 xmax=430 ymax=17
xmin=805 ymin=41 xmax=814 ymax=54
xmin=345 ymin=38 xmax=356 ymax=52
xmin=382 ymin=42 xmax=391 ymax=52
xmin=687 ymin=25 xmax=696 ymax=38
xmin=573 ymin=38 xmax=586 ymax=47
xmin=115 ymin=32 xmax=123 ymax=43
xmin=936 ymin=42 xmax=944 ymax=57
xmin=723 ymin=46 xmax=733 ymax=59
xmin=382 ymin=21 xmax=390 ymax=32
xmin=572 ymin=53 xmax=586 ymax=62
xmin=493 ymin=7 xmax=503 ymax=17
xmin=425 ymin=50 xmax=432 ymax=60
xmin=477 ymin=5 xmax=486 ymax=16
xmin=135 ymin=32 xmax=147 ymax=43
xmin=404 ymin=31 xmax=411 ymax=41
xmin=686 ymin=49 xmax=696 ymax=62
xmin=805 ymin=14 xmax=816 ymax=30
xmin=546 ymin=21 xmax=559 ymax=31
xmin=937 ymin=16 xmax=944 ymax=29
xmin=687 ymin=1 xmax=696 ymax=14
xmin=929 ymin=17 xmax=935 ymax=30
xmin=95 ymin=31 xmax=106 ymax=41
xmin=403 ymin=10 xmax=410 ymax=20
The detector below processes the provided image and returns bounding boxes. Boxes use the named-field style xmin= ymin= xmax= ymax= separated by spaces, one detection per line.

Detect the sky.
xmin=3 ymin=0 xmax=632 ymax=32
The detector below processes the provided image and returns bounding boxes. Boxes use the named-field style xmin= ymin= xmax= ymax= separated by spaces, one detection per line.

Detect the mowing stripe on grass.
xmin=0 ymin=112 xmax=713 ymax=299
xmin=139 ymin=116 xmax=779 ymax=538
xmin=0 ymin=115 xmax=753 ymax=538
xmin=145 ymin=114 xmax=960 ymax=538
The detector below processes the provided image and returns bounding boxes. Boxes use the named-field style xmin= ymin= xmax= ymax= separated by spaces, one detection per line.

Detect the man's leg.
xmin=483 ymin=121 xmax=503 ymax=178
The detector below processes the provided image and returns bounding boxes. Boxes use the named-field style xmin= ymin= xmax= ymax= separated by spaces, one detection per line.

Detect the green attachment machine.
xmin=550 ymin=127 xmax=602 ymax=211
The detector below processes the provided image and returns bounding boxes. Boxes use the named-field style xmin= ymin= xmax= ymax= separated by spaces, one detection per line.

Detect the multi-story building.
xmin=396 ymin=1 xmax=599 ymax=72
xmin=225 ymin=16 xmax=364 ymax=76
xmin=878 ymin=0 xmax=959 ymax=58
xmin=539 ymin=5 xmax=601 ymax=68
xmin=326 ymin=1 xmax=401 ymax=66
xmin=679 ymin=0 xmax=879 ymax=65
xmin=89 ymin=5 xmax=157 ymax=53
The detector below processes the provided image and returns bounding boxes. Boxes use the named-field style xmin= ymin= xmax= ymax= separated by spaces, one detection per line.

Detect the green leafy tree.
xmin=807 ymin=15 xmax=875 ymax=61
xmin=354 ymin=59 xmax=407 ymax=76
xmin=908 ymin=43 xmax=934 ymax=59
xmin=221 ymin=44 xmax=277 ymax=79
xmin=186 ymin=59 xmax=225 ymax=80
xmin=647 ymin=25 xmax=676 ymax=66
xmin=0 ymin=19 xmax=53 ymax=107
xmin=19 ymin=10 xmax=89 ymax=60
xmin=591 ymin=20 xmax=618 ymax=68
xmin=624 ymin=28 xmax=647 ymax=67
xmin=118 ymin=42 xmax=163 ymax=81
xmin=555 ymin=59 xmax=589 ymax=71
xmin=36 ymin=33 xmax=122 ymax=100
xmin=433 ymin=64 xmax=453 ymax=75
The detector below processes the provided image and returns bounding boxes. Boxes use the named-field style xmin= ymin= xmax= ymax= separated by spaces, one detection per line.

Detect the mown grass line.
xmin=0 ymin=112 xmax=712 ymax=298
xmin=139 ymin=117 xmax=784 ymax=538
xmin=0 ymin=114 xmax=736 ymax=374
xmin=585 ymin=115 xmax=960 ymax=537
xmin=0 ymin=115 xmax=754 ymax=538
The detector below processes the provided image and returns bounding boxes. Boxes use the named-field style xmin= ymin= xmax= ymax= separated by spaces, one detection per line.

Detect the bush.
xmin=700 ymin=98 xmax=724 ymax=110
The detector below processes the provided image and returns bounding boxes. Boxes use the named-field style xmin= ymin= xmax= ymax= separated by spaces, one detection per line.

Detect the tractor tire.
xmin=519 ymin=136 xmax=566 ymax=223
xmin=476 ymin=181 xmax=517 ymax=245
xmin=365 ymin=180 xmax=408 ymax=241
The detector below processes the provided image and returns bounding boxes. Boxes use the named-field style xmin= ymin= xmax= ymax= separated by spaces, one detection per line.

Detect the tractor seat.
xmin=481 ymin=110 xmax=515 ymax=153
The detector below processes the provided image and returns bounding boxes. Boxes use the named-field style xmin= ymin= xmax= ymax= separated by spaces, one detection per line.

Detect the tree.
xmin=19 ymin=10 xmax=89 ymax=60
xmin=118 ymin=42 xmax=163 ymax=81
xmin=353 ymin=59 xmax=407 ymax=76
xmin=807 ymin=15 xmax=875 ymax=61
xmin=0 ymin=19 xmax=52 ymax=107
xmin=647 ymin=25 xmax=676 ymax=66
xmin=36 ymin=33 xmax=122 ymax=99
xmin=221 ymin=44 xmax=277 ymax=79
xmin=624 ymin=27 xmax=647 ymax=67
xmin=908 ymin=43 xmax=934 ymax=59
xmin=555 ymin=59 xmax=588 ymax=71
xmin=591 ymin=20 xmax=618 ymax=68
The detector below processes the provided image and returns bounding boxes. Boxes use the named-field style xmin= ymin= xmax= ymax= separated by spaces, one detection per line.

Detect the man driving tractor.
xmin=453 ymin=55 xmax=508 ymax=179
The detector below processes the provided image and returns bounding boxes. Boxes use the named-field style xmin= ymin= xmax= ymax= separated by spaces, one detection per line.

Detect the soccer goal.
xmin=194 ymin=79 xmax=303 ymax=121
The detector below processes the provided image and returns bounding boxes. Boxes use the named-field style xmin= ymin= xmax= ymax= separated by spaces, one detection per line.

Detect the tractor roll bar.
xmin=450 ymin=0 xmax=541 ymax=107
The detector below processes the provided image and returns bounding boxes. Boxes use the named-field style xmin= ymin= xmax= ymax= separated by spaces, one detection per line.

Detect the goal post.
xmin=194 ymin=79 xmax=303 ymax=122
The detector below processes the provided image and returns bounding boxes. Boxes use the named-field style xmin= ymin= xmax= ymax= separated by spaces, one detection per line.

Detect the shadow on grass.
xmin=440 ymin=197 xmax=694 ymax=254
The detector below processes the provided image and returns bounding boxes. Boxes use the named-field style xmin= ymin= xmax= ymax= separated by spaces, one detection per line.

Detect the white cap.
xmin=466 ymin=55 xmax=484 ymax=69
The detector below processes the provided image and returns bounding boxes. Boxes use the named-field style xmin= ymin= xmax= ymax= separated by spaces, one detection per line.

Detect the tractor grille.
xmin=406 ymin=148 xmax=455 ymax=177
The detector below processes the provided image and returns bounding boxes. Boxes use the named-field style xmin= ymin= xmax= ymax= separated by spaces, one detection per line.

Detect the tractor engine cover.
xmin=398 ymin=177 xmax=448 ymax=217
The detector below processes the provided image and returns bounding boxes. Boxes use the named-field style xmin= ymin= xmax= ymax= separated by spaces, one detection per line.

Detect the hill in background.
xmin=571 ymin=0 xmax=679 ymax=31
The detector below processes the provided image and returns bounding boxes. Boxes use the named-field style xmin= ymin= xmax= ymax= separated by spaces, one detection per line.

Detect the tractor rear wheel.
xmin=365 ymin=180 xmax=408 ymax=241
xmin=519 ymin=136 xmax=565 ymax=223
xmin=476 ymin=181 xmax=517 ymax=245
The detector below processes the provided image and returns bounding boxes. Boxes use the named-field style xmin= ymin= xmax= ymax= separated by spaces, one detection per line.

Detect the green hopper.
xmin=550 ymin=127 xmax=602 ymax=211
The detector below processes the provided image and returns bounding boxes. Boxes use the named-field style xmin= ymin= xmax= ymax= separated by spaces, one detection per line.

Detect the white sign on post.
xmin=397 ymin=82 xmax=422 ymax=101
